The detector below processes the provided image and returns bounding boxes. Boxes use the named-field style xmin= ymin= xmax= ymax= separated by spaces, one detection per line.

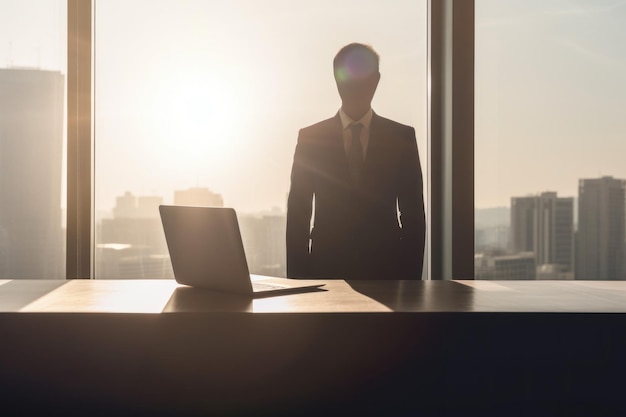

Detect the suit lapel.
xmin=329 ymin=113 xmax=351 ymax=185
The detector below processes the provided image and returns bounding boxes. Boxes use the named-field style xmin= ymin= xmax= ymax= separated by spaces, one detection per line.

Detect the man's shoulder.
xmin=373 ymin=114 xmax=415 ymax=134
xmin=297 ymin=115 xmax=341 ymax=143
xmin=300 ymin=115 xmax=340 ymax=133
xmin=371 ymin=114 xmax=417 ymax=149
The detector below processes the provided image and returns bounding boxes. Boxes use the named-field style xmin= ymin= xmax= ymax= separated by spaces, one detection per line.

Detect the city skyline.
xmin=475 ymin=175 xmax=626 ymax=280
xmin=96 ymin=185 xmax=288 ymax=278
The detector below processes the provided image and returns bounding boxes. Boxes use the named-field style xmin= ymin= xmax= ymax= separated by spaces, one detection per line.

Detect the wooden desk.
xmin=4 ymin=278 xmax=626 ymax=313
xmin=1 ymin=279 xmax=626 ymax=416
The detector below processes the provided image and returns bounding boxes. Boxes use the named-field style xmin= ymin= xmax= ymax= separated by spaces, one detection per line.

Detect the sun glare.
xmin=150 ymin=73 xmax=244 ymax=170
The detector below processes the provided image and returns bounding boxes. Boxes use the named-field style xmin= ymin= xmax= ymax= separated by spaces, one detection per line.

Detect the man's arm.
xmin=397 ymin=127 xmax=426 ymax=279
xmin=286 ymin=130 xmax=315 ymax=278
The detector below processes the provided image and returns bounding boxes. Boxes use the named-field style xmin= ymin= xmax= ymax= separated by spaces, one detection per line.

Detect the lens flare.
xmin=335 ymin=48 xmax=378 ymax=83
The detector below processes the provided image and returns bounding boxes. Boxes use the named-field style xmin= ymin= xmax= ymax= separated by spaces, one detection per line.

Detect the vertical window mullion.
xmin=429 ymin=0 xmax=474 ymax=280
xmin=67 ymin=0 xmax=92 ymax=279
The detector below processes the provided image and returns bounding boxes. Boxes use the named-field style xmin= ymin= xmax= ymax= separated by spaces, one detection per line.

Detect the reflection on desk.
xmin=2 ymin=279 xmax=626 ymax=313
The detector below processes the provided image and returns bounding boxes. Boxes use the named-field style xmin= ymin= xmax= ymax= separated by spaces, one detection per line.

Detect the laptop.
xmin=159 ymin=205 xmax=325 ymax=296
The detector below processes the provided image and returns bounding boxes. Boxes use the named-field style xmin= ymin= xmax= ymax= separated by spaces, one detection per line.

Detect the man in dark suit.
xmin=286 ymin=43 xmax=425 ymax=280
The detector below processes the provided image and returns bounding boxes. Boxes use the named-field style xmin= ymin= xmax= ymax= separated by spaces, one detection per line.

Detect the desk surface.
xmin=2 ymin=278 xmax=626 ymax=416
xmin=2 ymin=277 xmax=626 ymax=313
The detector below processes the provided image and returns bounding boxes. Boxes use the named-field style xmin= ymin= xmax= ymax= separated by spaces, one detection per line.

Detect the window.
xmin=93 ymin=0 xmax=428 ymax=279
xmin=0 ymin=1 xmax=481 ymax=281
xmin=475 ymin=0 xmax=626 ymax=280
xmin=0 ymin=0 xmax=67 ymax=279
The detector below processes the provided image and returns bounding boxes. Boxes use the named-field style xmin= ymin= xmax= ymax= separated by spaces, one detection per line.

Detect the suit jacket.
xmin=286 ymin=112 xmax=425 ymax=280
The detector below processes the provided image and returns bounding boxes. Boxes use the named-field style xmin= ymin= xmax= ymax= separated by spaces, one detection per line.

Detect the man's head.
xmin=333 ymin=43 xmax=380 ymax=118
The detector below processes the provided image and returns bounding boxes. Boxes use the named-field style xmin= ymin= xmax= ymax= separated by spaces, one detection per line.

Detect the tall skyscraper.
xmin=576 ymin=177 xmax=626 ymax=280
xmin=0 ymin=68 xmax=65 ymax=278
xmin=510 ymin=192 xmax=574 ymax=275
xmin=510 ymin=196 xmax=536 ymax=254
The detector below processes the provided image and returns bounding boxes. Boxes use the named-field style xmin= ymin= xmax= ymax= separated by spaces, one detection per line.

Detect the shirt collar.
xmin=339 ymin=108 xmax=373 ymax=130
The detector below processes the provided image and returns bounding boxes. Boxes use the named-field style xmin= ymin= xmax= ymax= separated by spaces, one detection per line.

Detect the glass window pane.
xmin=475 ymin=0 xmax=626 ymax=280
xmin=0 ymin=0 xmax=67 ymax=279
xmin=94 ymin=0 xmax=427 ymax=279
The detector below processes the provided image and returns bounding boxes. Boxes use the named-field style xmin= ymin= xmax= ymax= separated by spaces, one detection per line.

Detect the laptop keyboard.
xmin=252 ymin=282 xmax=286 ymax=291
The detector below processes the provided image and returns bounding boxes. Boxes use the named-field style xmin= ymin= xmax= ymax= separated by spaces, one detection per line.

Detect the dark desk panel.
xmin=1 ymin=279 xmax=626 ymax=416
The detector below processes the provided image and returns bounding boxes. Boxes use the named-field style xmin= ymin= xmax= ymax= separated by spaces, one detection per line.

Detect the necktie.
xmin=349 ymin=123 xmax=364 ymax=184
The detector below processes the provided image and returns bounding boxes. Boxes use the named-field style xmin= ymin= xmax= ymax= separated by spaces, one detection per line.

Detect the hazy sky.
xmin=93 ymin=0 xmax=427 ymax=215
xmin=0 ymin=0 xmax=65 ymax=69
xmin=476 ymin=0 xmax=626 ymax=208
xmin=2 ymin=0 xmax=626 ymax=213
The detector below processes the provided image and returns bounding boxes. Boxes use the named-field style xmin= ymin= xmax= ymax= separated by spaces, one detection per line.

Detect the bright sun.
xmin=150 ymin=72 xmax=243 ymax=170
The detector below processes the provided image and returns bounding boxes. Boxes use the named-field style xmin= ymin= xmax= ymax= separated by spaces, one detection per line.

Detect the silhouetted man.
xmin=286 ymin=43 xmax=425 ymax=280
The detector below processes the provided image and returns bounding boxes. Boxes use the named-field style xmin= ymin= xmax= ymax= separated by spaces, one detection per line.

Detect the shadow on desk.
xmin=162 ymin=285 xmax=327 ymax=313
xmin=163 ymin=287 xmax=253 ymax=312
xmin=346 ymin=279 xmax=475 ymax=312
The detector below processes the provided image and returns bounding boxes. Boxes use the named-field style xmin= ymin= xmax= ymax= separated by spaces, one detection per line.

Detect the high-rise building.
xmin=174 ymin=187 xmax=223 ymax=207
xmin=97 ymin=192 xmax=170 ymax=279
xmin=475 ymin=252 xmax=536 ymax=280
xmin=0 ymin=68 xmax=65 ymax=278
xmin=510 ymin=196 xmax=535 ymax=254
xmin=239 ymin=211 xmax=286 ymax=277
xmin=510 ymin=192 xmax=574 ymax=274
xmin=576 ymin=176 xmax=626 ymax=280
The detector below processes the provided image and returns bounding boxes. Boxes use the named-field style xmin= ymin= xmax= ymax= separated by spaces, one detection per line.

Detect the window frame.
xmin=66 ymin=0 xmax=92 ymax=279
xmin=428 ymin=0 xmax=475 ymax=280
